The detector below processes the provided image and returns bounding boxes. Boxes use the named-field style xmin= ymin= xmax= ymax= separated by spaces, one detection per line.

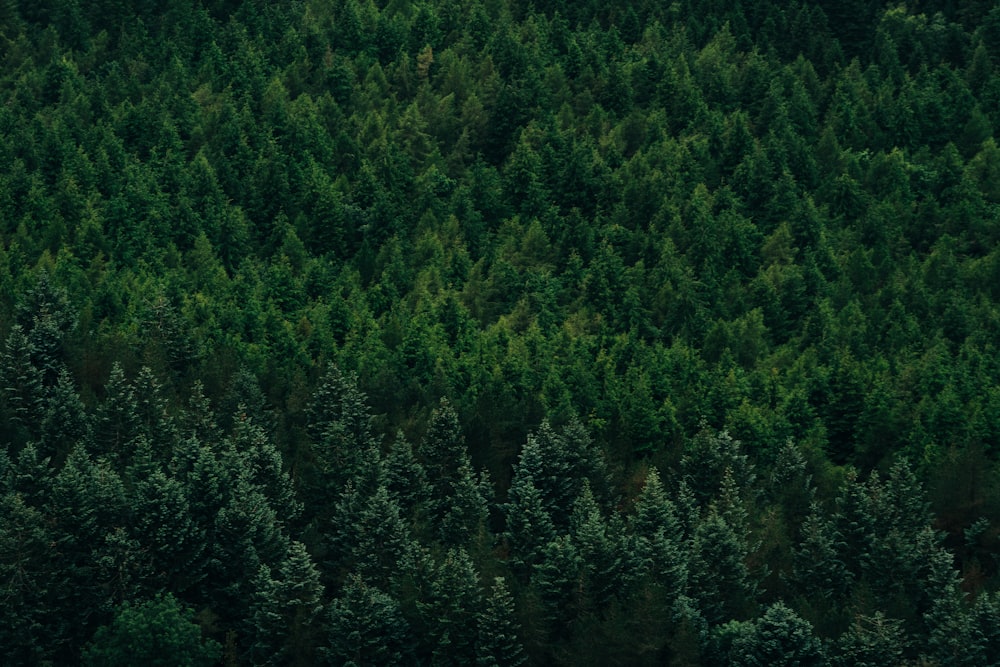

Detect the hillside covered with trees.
xmin=2 ymin=0 xmax=1000 ymax=664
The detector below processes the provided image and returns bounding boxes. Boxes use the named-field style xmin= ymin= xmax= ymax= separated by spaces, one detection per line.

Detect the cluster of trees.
xmin=2 ymin=0 xmax=1000 ymax=663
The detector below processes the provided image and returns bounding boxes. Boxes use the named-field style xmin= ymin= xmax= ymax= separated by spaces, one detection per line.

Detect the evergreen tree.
xmin=476 ymin=577 xmax=528 ymax=667
xmin=249 ymin=541 xmax=324 ymax=666
xmin=329 ymin=481 xmax=410 ymax=588
xmin=421 ymin=548 xmax=483 ymax=666
xmin=440 ymin=454 xmax=491 ymax=549
xmin=0 ymin=324 xmax=43 ymax=444
xmin=688 ymin=510 xmax=757 ymax=626
xmin=732 ymin=601 xmax=825 ymax=667
xmin=380 ymin=430 xmax=431 ymax=519
xmin=632 ymin=468 xmax=688 ymax=601
xmin=228 ymin=410 xmax=301 ymax=525
xmin=39 ymin=366 xmax=91 ymax=461
xmin=570 ymin=482 xmax=624 ymax=610
xmin=82 ymin=594 xmax=221 ymax=667
xmin=418 ymin=397 xmax=469 ymax=517
xmin=93 ymin=362 xmax=141 ymax=467
xmin=832 ymin=612 xmax=907 ymax=667
xmin=789 ymin=502 xmax=852 ymax=604
xmin=322 ymin=574 xmax=413 ymax=666
xmin=503 ymin=460 xmax=556 ymax=579
xmin=130 ymin=468 xmax=206 ymax=593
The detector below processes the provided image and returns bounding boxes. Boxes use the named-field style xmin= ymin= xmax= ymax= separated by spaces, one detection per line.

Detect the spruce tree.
xmin=322 ymin=574 xmax=413 ymax=666
xmin=688 ymin=510 xmax=757 ymax=626
xmin=732 ymin=602 xmax=825 ymax=667
xmin=503 ymin=462 xmax=556 ymax=579
xmin=249 ymin=541 xmax=324 ymax=666
xmin=832 ymin=612 xmax=907 ymax=667
xmin=39 ymin=366 xmax=91 ymax=461
xmin=93 ymin=362 xmax=141 ymax=467
xmin=0 ymin=324 xmax=44 ymax=444
xmin=82 ymin=594 xmax=221 ymax=667
xmin=476 ymin=577 xmax=528 ymax=667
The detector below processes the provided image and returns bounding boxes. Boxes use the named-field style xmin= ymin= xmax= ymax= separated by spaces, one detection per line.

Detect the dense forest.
xmin=2 ymin=0 xmax=1000 ymax=663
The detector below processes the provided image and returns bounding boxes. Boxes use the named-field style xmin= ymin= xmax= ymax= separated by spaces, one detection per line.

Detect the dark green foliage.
xmin=832 ymin=612 xmax=907 ymax=667
xmin=82 ymin=594 xmax=221 ymax=667
xmin=477 ymin=577 xmax=527 ymax=667
xmin=322 ymin=574 xmax=412 ymax=667
xmin=249 ymin=541 xmax=324 ymax=666
xmin=0 ymin=0 xmax=999 ymax=663
xmin=730 ymin=602 xmax=825 ymax=667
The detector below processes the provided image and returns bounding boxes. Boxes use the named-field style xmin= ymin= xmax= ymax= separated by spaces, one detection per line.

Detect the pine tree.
xmin=249 ymin=541 xmax=324 ymax=666
xmin=82 ymin=594 xmax=221 ymax=667
xmin=920 ymin=543 xmax=985 ymax=666
xmin=503 ymin=461 xmax=556 ymax=579
xmin=93 ymin=362 xmax=141 ymax=467
xmin=39 ymin=366 xmax=91 ymax=462
xmin=732 ymin=602 xmax=825 ymax=667
xmin=322 ymin=574 xmax=413 ymax=666
xmin=0 ymin=324 xmax=44 ymax=444
xmin=570 ymin=482 xmax=624 ymax=610
xmin=832 ymin=612 xmax=907 ymax=667
xmin=531 ymin=535 xmax=583 ymax=636
xmin=632 ymin=468 xmax=688 ymax=600
xmin=476 ymin=577 xmax=527 ymax=667
xmin=207 ymin=472 xmax=290 ymax=626
xmin=131 ymin=468 xmax=206 ymax=593
xmin=218 ymin=364 xmax=270 ymax=433
xmin=18 ymin=270 xmax=74 ymax=388
xmin=440 ymin=454 xmax=491 ymax=549
xmin=0 ymin=489 xmax=57 ymax=663
xmin=132 ymin=366 xmax=179 ymax=458
xmin=329 ymin=481 xmax=410 ymax=588
xmin=422 ymin=548 xmax=483 ymax=666
xmin=228 ymin=410 xmax=301 ymax=525
xmin=418 ymin=397 xmax=469 ymax=518
xmin=688 ymin=510 xmax=757 ymax=626
xmin=789 ymin=502 xmax=852 ymax=603
xmin=12 ymin=441 xmax=53 ymax=509
xmin=305 ymin=364 xmax=381 ymax=500
xmin=380 ymin=430 xmax=431 ymax=520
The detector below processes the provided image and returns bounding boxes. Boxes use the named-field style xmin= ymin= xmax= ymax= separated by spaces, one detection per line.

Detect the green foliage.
xmin=1 ymin=0 xmax=999 ymax=663
xmin=82 ymin=594 xmax=221 ymax=667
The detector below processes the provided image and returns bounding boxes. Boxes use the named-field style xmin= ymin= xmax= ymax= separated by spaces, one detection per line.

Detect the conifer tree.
xmin=82 ymin=594 xmax=221 ymax=667
xmin=39 ymin=366 xmax=91 ymax=461
xmin=229 ymin=410 xmax=301 ymax=525
xmin=570 ymin=482 xmax=624 ymax=610
xmin=329 ymin=481 xmax=410 ymax=588
xmin=380 ymin=430 xmax=431 ymax=520
xmin=477 ymin=577 xmax=528 ymax=667
xmin=93 ymin=362 xmax=141 ymax=466
xmin=418 ymin=397 xmax=469 ymax=516
xmin=422 ymin=548 xmax=483 ymax=666
xmin=732 ymin=602 xmax=825 ymax=667
xmin=322 ymin=574 xmax=413 ymax=666
xmin=503 ymin=460 xmax=556 ymax=579
xmin=249 ymin=541 xmax=324 ymax=666
xmin=0 ymin=324 xmax=43 ymax=444
xmin=632 ymin=468 xmax=688 ymax=600
xmin=789 ymin=502 xmax=851 ymax=604
xmin=131 ymin=468 xmax=206 ymax=593
xmin=832 ymin=612 xmax=907 ymax=667
xmin=440 ymin=454 xmax=491 ymax=549
xmin=531 ymin=534 xmax=583 ymax=636
xmin=688 ymin=510 xmax=758 ymax=626
xmin=305 ymin=364 xmax=381 ymax=503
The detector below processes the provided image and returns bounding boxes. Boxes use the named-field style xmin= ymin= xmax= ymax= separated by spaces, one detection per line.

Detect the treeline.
xmin=1 ymin=0 xmax=1000 ymax=663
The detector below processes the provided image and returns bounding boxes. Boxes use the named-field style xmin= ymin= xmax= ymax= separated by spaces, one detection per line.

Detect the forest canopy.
xmin=2 ymin=0 xmax=1000 ymax=664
